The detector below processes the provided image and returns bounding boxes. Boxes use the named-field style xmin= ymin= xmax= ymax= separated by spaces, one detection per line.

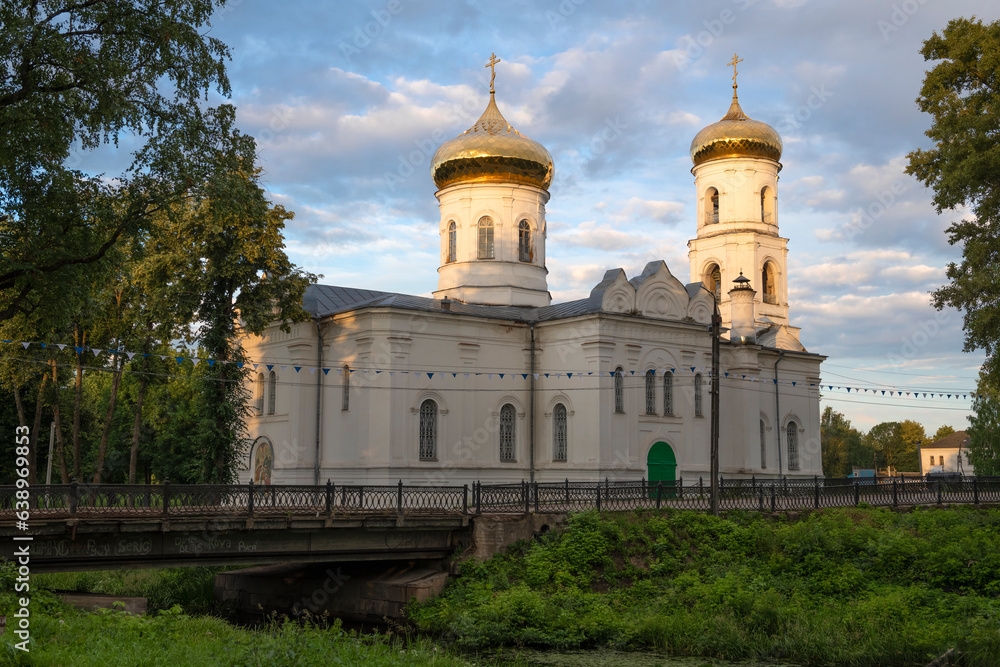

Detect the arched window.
xmin=499 ymin=404 xmax=516 ymax=462
xmin=267 ymin=371 xmax=277 ymax=415
xmin=419 ymin=399 xmax=437 ymax=460
xmin=553 ymin=403 xmax=567 ymax=462
xmin=518 ymin=220 xmax=532 ymax=262
xmin=704 ymin=263 xmax=721 ymax=302
xmin=787 ymin=421 xmax=799 ymax=470
xmin=762 ymin=261 xmax=777 ymax=305
xmin=694 ymin=373 xmax=703 ymax=417
xmin=645 ymin=370 xmax=656 ymax=415
xmin=706 ymin=187 xmax=719 ymax=224
xmin=447 ymin=221 xmax=457 ymax=263
xmin=760 ymin=419 xmax=767 ymax=469
xmin=614 ymin=367 xmax=624 ymax=413
xmin=760 ymin=186 xmax=773 ymax=223
xmin=663 ymin=371 xmax=674 ymax=416
xmin=342 ymin=365 xmax=350 ymax=411
xmin=478 ymin=217 xmax=495 ymax=259
xmin=255 ymin=373 xmax=265 ymax=415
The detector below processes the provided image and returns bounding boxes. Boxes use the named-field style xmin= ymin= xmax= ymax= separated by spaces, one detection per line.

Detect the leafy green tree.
xmin=821 ymin=407 xmax=866 ymax=477
xmin=906 ymin=17 xmax=1000 ymax=386
xmin=967 ymin=376 xmax=1000 ymax=475
xmin=931 ymin=425 xmax=956 ymax=441
xmin=0 ymin=0 xmax=238 ymax=324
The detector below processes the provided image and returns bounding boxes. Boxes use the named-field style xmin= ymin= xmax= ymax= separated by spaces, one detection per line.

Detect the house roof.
xmin=922 ymin=431 xmax=971 ymax=450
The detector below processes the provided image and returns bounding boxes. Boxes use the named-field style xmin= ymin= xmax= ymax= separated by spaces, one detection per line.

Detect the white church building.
xmin=242 ymin=64 xmax=825 ymax=487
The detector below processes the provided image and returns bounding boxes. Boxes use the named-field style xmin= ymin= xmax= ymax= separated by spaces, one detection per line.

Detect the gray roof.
xmin=304 ymin=283 xmax=608 ymax=324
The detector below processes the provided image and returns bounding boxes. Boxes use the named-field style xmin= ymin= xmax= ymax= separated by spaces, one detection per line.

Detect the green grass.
xmin=410 ymin=507 xmax=1000 ymax=666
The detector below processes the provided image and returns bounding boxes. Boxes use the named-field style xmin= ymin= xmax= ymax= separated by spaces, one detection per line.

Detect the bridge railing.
xmin=2 ymin=476 xmax=999 ymax=519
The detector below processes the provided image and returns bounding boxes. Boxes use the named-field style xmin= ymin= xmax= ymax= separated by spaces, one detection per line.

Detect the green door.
xmin=647 ymin=441 xmax=677 ymax=498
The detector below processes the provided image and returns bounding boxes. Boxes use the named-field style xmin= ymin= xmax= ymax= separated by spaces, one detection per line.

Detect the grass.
xmin=409 ymin=506 xmax=1000 ymax=666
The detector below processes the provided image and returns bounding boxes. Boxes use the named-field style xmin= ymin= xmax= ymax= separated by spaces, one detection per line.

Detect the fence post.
xmin=973 ymin=477 xmax=979 ymax=505
xmin=770 ymin=483 xmax=776 ymax=512
xmin=325 ymin=479 xmax=332 ymax=514
xmin=359 ymin=485 xmax=364 ymax=510
xmin=699 ymin=476 xmax=704 ymax=497
xmin=678 ymin=476 xmax=684 ymax=500
xmin=70 ymin=480 xmax=78 ymax=516
xmin=248 ymin=479 xmax=254 ymax=516
xmin=565 ymin=478 xmax=570 ymax=506
xmin=463 ymin=484 xmax=469 ymax=515
xmin=533 ymin=481 xmax=539 ymax=513
xmin=854 ymin=481 xmax=859 ymax=506
xmin=758 ymin=483 xmax=764 ymax=511
xmin=397 ymin=479 xmax=403 ymax=514
xmin=596 ymin=483 xmax=602 ymax=512
xmin=523 ymin=480 xmax=529 ymax=516
xmin=936 ymin=479 xmax=942 ymax=505
xmin=656 ymin=481 xmax=662 ymax=510
xmin=476 ymin=481 xmax=482 ymax=515
xmin=892 ymin=480 xmax=898 ymax=508
xmin=814 ymin=476 xmax=820 ymax=509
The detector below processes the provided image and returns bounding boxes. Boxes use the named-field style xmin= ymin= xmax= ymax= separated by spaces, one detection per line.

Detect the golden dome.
xmin=431 ymin=92 xmax=554 ymax=190
xmin=690 ymin=88 xmax=782 ymax=167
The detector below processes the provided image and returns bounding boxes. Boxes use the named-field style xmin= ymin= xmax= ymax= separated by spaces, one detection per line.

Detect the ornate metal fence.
xmin=2 ymin=476 xmax=998 ymax=520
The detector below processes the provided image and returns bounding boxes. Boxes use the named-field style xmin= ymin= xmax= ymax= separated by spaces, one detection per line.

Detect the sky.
xmin=156 ymin=0 xmax=997 ymax=436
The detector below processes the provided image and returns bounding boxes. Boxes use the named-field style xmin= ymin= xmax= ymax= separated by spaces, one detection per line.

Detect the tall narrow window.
xmin=760 ymin=419 xmax=767 ymax=469
xmin=706 ymin=188 xmax=720 ymax=224
xmin=419 ymin=399 xmax=437 ymax=460
xmin=614 ymin=367 xmax=624 ymax=413
xmin=342 ymin=365 xmax=350 ymax=411
xmin=645 ymin=370 xmax=656 ymax=415
xmin=267 ymin=371 xmax=277 ymax=415
xmin=499 ymin=404 xmax=516 ymax=462
xmin=518 ymin=220 xmax=532 ymax=262
xmin=447 ymin=221 xmax=457 ymax=263
xmin=553 ymin=403 xmax=567 ymax=462
xmin=256 ymin=373 xmax=265 ymax=415
xmin=762 ymin=261 xmax=777 ymax=305
xmin=787 ymin=421 xmax=799 ymax=470
xmin=761 ymin=186 xmax=774 ymax=223
xmin=478 ymin=217 xmax=495 ymax=259
xmin=694 ymin=373 xmax=703 ymax=417
xmin=663 ymin=371 xmax=674 ymax=416
xmin=704 ymin=263 xmax=722 ymax=302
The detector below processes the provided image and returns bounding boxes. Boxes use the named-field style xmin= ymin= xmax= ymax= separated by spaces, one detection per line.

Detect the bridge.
xmin=2 ymin=477 xmax=998 ymax=572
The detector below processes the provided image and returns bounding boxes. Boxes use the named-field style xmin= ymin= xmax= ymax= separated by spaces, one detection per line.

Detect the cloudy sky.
xmin=186 ymin=0 xmax=996 ymax=435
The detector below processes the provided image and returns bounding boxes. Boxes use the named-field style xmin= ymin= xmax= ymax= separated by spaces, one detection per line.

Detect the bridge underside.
xmin=3 ymin=514 xmax=471 ymax=573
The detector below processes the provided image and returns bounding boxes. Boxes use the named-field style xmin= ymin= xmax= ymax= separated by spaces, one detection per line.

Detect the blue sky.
xmin=182 ymin=0 xmax=997 ymax=436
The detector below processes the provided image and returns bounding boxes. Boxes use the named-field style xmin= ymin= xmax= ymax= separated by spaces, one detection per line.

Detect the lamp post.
xmin=710 ymin=303 xmax=721 ymax=516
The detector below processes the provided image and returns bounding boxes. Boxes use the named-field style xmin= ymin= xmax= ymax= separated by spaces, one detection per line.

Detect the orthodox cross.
xmin=485 ymin=53 xmax=501 ymax=93
xmin=728 ymin=53 xmax=743 ymax=88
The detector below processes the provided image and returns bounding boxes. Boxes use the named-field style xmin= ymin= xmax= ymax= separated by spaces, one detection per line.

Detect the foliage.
xmin=906 ymin=17 xmax=1000 ymax=387
xmin=820 ymin=406 xmax=868 ymax=477
xmin=412 ymin=508 xmax=1000 ymax=665
xmin=968 ymin=375 xmax=1000 ymax=475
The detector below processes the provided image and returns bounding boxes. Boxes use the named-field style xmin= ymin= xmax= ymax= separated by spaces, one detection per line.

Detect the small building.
xmin=920 ymin=431 xmax=974 ymax=476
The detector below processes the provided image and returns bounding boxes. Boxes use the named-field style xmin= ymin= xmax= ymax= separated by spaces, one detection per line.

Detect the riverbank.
xmin=412 ymin=506 xmax=1000 ymax=665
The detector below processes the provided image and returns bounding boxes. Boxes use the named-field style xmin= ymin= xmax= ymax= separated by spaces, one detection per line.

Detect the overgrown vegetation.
xmin=411 ymin=507 xmax=1000 ymax=665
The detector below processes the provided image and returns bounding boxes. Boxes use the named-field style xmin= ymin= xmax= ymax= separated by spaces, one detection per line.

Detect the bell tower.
xmin=687 ymin=55 xmax=797 ymax=344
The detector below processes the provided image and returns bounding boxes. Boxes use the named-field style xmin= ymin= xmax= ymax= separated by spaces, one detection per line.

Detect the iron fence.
xmin=2 ymin=476 xmax=999 ymax=520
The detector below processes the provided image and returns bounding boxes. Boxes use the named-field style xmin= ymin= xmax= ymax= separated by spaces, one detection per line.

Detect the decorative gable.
xmin=587 ymin=268 xmax=635 ymax=314
xmin=631 ymin=261 xmax=688 ymax=321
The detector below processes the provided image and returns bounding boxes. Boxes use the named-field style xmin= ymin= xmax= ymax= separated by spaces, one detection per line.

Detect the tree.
xmin=864 ymin=422 xmax=922 ymax=473
xmin=932 ymin=425 xmax=956 ymax=441
xmin=0 ymin=0 xmax=237 ymax=324
xmin=967 ymin=376 xmax=1000 ymax=475
xmin=906 ymin=17 xmax=1000 ymax=386
xmin=821 ymin=407 xmax=867 ymax=477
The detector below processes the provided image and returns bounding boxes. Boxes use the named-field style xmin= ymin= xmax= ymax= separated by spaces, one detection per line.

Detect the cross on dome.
xmin=728 ymin=53 xmax=743 ymax=90
xmin=485 ymin=52 xmax=501 ymax=94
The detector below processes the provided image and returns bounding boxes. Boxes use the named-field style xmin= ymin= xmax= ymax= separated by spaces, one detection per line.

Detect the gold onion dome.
xmin=431 ymin=91 xmax=554 ymax=191
xmin=690 ymin=87 xmax=783 ymax=167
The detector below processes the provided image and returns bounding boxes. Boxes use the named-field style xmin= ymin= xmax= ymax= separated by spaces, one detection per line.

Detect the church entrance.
xmin=647 ymin=441 xmax=677 ymax=497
